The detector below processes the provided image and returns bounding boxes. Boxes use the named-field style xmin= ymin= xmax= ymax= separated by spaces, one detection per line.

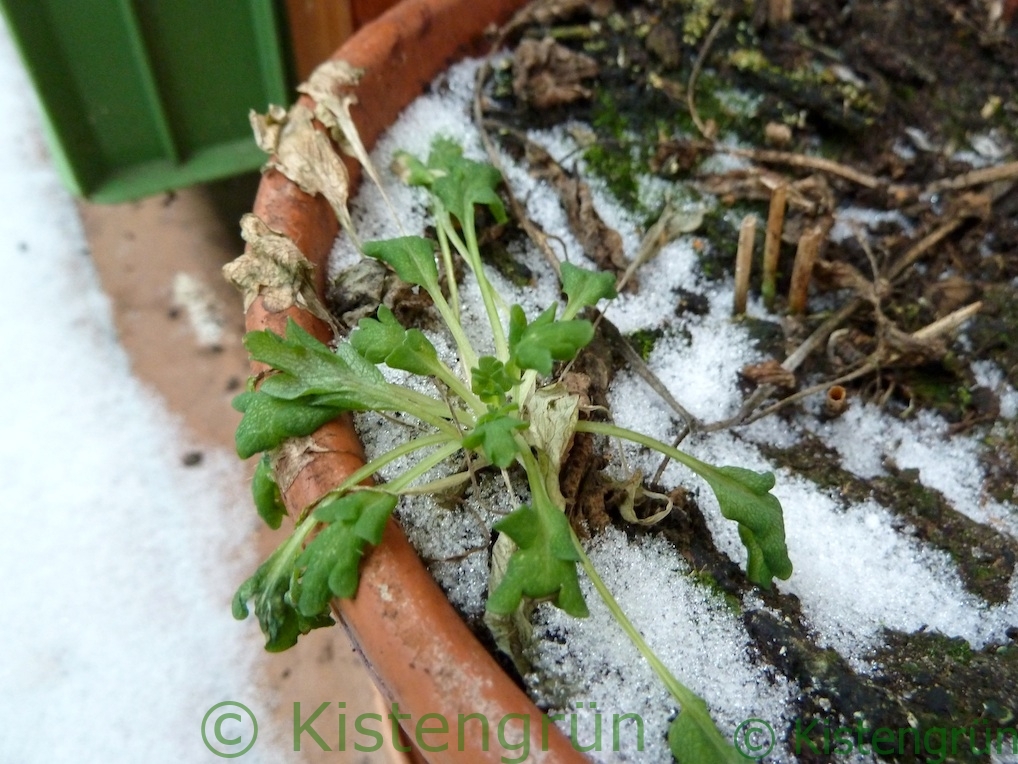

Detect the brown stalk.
xmin=787 ymin=219 xmax=829 ymax=314
xmin=924 ymin=160 xmax=1018 ymax=195
xmin=761 ymin=183 xmax=787 ymax=310
xmin=733 ymin=214 xmax=757 ymax=315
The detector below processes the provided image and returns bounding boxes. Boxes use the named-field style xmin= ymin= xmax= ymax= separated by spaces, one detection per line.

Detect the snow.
xmin=331 ymin=56 xmax=1018 ymax=763
xmin=0 ymin=18 xmax=282 ymax=764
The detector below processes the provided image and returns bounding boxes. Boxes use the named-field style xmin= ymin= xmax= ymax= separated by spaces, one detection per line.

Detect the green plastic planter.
xmin=1 ymin=0 xmax=289 ymax=202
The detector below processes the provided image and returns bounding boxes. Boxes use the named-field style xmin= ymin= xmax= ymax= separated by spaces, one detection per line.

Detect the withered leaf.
xmin=250 ymin=103 xmax=359 ymax=248
xmin=224 ymin=214 xmax=336 ymax=331
xmin=512 ymin=37 xmax=599 ymax=110
xmin=525 ymin=141 xmax=630 ymax=283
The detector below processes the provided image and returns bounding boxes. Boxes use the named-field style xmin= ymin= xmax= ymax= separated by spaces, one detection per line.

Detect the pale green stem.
xmin=435 ymin=223 xmax=462 ymax=318
xmin=462 ymin=209 xmax=509 ymax=362
xmin=570 ymin=528 xmax=705 ymax=718
xmin=575 ymin=420 xmax=718 ymax=482
xmin=324 ymin=431 xmax=458 ymax=499
xmin=428 ymin=288 xmax=479 ymax=373
xmin=429 ymin=360 xmax=485 ymax=415
xmin=381 ymin=440 xmax=463 ymax=493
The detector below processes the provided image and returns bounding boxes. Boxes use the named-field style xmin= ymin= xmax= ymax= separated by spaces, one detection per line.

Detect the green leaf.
xmin=295 ymin=491 xmax=398 ymax=614
xmin=668 ymin=696 xmax=748 ymax=764
xmin=232 ymin=530 xmax=333 ymax=652
xmin=423 ymin=137 xmax=508 ymax=226
xmin=384 ymin=329 xmax=441 ymax=377
xmin=560 ymin=262 xmax=617 ymax=312
xmin=509 ymin=304 xmax=595 ymax=376
xmin=252 ymin=455 xmax=286 ymax=529
xmin=350 ymin=305 xmax=406 ymax=363
xmin=391 ymin=150 xmax=436 ymax=186
xmin=244 ymin=321 xmax=344 ymax=399
xmin=362 ymin=236 xmax=439 ymax=291
xmin=232 ymin=391 xmax=343 ymax=459
xmin=244 ymin=319 xmax=407 ymax=415
xmin=471 ymin=356 xmax=516 ymax=404
xmin=462 ymin=407 xmax=528 ymax=468
xmin=486 ymin=503 xmax=588 ymax=617
xmin=700 ymin=466 xmax=792 ymax=588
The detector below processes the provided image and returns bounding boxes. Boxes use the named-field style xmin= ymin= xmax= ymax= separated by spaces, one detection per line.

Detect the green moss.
xmin=626 ymin=328 xmax=663 ymax=361
xmin=689 ymin=569 xmax=742 ymax=613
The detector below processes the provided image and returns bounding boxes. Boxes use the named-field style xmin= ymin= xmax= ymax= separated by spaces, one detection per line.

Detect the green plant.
xmin=232 ymin=136 xmax=792 ymax=763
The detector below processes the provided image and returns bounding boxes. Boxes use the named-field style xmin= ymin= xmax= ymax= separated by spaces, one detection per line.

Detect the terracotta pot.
xmin=243 ymin=1 xmax=589 ymax=762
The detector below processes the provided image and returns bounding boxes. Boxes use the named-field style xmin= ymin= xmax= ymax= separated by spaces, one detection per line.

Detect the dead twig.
xmin=924 ymin=160 xmax=1018 ymax=195
xmin=597 ymin=313 xmax=703 ymax=433
xmin=740 ymin=301 xmax=982 ymax=425
xmin=733 ymin=214 xmax=757 ymax=315
xmin=787 ymin=218 xmax=830 ymax=314
xmin=711 ymin=144 xmax=884 ymax=189
xmin=761 ymin=183 xmax=787 ymax=310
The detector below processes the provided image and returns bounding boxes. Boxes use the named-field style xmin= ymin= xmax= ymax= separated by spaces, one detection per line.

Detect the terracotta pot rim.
xmin=243 ymin=1 xmax=589 ymax=762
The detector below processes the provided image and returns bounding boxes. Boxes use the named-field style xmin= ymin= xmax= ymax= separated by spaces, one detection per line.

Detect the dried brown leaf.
xmin=255 ymin=104 xmax=359 ymax=246
xmin=512 ymin=37 xmax=599 ymax=110
xmin=526 ymin=141 xmax=630 ymax=282
xmin=224 ymin=214 xmax=336 ymax=331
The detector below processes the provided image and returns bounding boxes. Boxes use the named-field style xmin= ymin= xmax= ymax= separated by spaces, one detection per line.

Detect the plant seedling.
xmin=232 ymin=136 xmax=791 ymax=763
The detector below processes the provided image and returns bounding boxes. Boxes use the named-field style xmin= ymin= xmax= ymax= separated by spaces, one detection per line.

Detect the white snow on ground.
xmin=0 ymin=18 xmax=282 ymax=764
xmin=332 ymin=57 xmax=1018 ymax=763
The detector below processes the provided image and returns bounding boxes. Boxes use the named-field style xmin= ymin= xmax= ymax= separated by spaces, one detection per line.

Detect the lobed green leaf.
xmin=383 ymin=328 xmax=441 ymax=377
xmin=486 ymin=503 xmax=588 ymax=618
xmin=362 ymin=236 xmax=439 ymax=291
xmin=350 ymin=305 xmax=406 ymax=363
xmin=471 ymin=356 xmax=516 ymax=404
xmin=462 ymin=407 xmax=528 ymax=469
xmin=232 ymin=391 xmax=344 ymax=459
xmin=508 ymin=304 xmax=595 ymax=376
xmin=420 ymin=137 xmax=508 ymax=226
xmin=701 ymin=466 xmax=792 ymax=588
xmin=232 ymin=533 xmax=333 ymax=652
xmin=560 ymin=262 xmax=617 ymax=313
xmin=252 ymin=455 xmax=286 ymax=529
xmin=295 ymin=491 xmax=398 ymax=615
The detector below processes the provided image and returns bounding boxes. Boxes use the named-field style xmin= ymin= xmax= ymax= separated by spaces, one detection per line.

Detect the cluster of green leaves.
xmin=231 ymin=135 xmax=793 ymax=762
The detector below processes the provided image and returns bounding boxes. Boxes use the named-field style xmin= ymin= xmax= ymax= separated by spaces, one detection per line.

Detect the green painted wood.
xmin=0 ymin=0 xmax=290 ymax=202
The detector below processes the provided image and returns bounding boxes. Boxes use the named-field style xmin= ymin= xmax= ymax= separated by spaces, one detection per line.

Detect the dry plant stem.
xmin=761 ymin=184 xmax=787 ymax=310
xmin=924 ymin=160 xmax=1018 ymax=194
xmin=701 ymin=298 xmax=863 ymax=433
xmin=598 ymin=313 xmax=702 ymax=432
xmin=733 ymin=214 xmax=756 ymax=315
xmin=787 ymin=221 xmax=826 ymax=314
xmin=686 ymin=11 xmax=731 ymax=139
xmin=712 ymin=144 xmax=884 ymax=189
xmin=911 ymin=301 xmax=982 ymax=341
xmin=825 ymin=385 xmax=848 ymax=417
xmin=886 ymin=216 xmax=967 ymax=282
xmin=742 ymin=300 xmax=983 ymax=424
